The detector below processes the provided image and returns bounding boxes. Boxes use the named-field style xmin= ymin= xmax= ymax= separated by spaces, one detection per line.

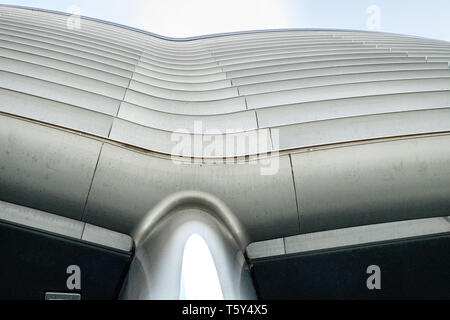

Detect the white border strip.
xmin=247 ymin=216 xmax=450 ymax=259
xmin=0 ymin=200 xmax=133 ymax=252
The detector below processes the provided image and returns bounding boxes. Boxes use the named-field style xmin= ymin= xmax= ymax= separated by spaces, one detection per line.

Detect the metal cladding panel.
xmin=0 ymin=56 xmax=127 ymax=99
xmin=131 ymin=72 xmax=232 ymax=90
xmin=231 ymin=62 xmax=450 ymax=86
xmin=291 ymin=135 xmax=450 ymax=234
xmin=0 ymin=5 xmax=449 ymax=242
xmin=133 ymin=66 xmax=227 ymax=83
xmin=109 ymin=118 xmax=272 ymax=157
xmin=221 ymin=52 xmax=403 ymax=71
xmin=0 ymin=88 xmax=113 ymax=137
xmin=117 ymin=102 xmax=258 ymax=133
xmin=0 ymin=46 xmax=131 ymax=86
xmin=247 ymin=217 xmax=450 ymax=259
xmin=128 ymin=80 xmax=238 ymax=101
xmin=277 ymin=109 xmax=450 ymax=150
xmin=246 ymin=78 xmax=450 ymax=109
xmin=225 ymin=57 xmax=428 ymax=78
xmin=83 ymin=144 xmax=299 ymax=241
xmin=0 ymin=115 xmax=103 ymax=220
xmin=256 ymin=91 xmax=450 ymax=128
xmin=0 ymin=70 xmax=122 ymax=116
xmin=123 ymin=90 xmax=247 ymax=115
xmin=0 ymin=200 xmax=133 ymax=252
xmin=239 ymin=69 xmax=450 ymax=96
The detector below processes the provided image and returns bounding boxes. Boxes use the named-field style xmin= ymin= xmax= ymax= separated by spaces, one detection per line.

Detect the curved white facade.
xmin=0 ymin=5 xmax=450 ymax=244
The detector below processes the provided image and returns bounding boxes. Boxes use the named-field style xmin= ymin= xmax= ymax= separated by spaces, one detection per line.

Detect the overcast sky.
xmin=1 ymin=0 xmax=450 ymax=41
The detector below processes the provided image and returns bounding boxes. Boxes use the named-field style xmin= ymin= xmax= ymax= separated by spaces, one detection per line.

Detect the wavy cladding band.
xmin=0 ymin=5 xmax=449 ymax=242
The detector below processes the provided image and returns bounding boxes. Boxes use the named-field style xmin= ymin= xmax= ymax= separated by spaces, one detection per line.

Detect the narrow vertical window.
xmin=180 ymin=234 xmax=224 ymax=300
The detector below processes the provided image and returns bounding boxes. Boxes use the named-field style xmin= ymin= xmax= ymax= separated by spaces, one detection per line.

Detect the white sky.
xmin=180 ymin=234 xmax=224 ymax=300
xmin=1 ymin=0 xmax=450 ymax=41
xmin=133 ymin=0 xmax=292 ymax=37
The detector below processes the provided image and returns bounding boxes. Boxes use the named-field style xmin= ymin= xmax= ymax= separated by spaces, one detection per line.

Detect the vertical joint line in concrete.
xmin=268 ymin=128 xmax=273 ymax=152
xmin=107 ymin=119 xmax=115 ymax=138
xmin=80 ymin=142 xmax=104 ymax=222
xmin=81 ymin=222 xmax=87 ymax=240
xmin=109 ymin=50 xmax=142 ymax=137
xmin=80 ymin=222 xmax=86 ymax=240
xmin=288 ymin=154 xmax=301 ymax=233
xmin=121 ymin=51 xmax=142 ymax=105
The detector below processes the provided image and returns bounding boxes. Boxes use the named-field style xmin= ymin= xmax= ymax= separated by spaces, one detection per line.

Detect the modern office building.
xmin=0 ymin=5 xmax=449 ymax=299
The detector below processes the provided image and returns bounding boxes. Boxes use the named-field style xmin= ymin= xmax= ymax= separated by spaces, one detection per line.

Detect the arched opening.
xmin=179 ymin=234 xmax=224 ymax=300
